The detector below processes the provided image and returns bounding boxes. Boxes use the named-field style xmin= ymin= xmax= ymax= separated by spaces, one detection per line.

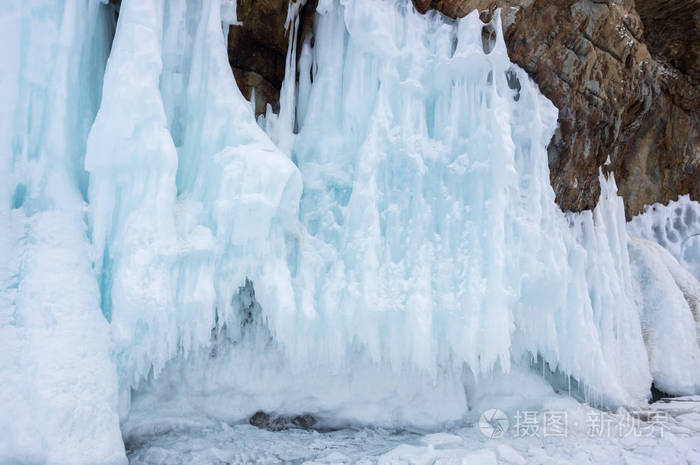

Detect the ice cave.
xmin=1 ymin=0 xmax=699 ymax=464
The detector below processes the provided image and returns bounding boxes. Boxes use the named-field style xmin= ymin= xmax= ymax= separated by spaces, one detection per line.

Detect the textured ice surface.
xmin=114 ymin=0 xmax=699 ymax=426
xmin=628 ymin=238 xmax=700 ymax=395
xmin=0 ymin=0 xmax=125 ymax=463
xmin=628 ymin=196 xmax=700 ymax=280
xmin=85 ymin=0 xmax=301 ymax=401
xmin=248 ymin=0 xmax=653 ymax=410
xmin=119 ymin=0 xmax=660 ymax=427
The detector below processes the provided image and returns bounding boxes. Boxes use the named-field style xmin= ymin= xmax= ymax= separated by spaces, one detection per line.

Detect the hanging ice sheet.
xmin=123 ymin=0 xmax=697 ymax=428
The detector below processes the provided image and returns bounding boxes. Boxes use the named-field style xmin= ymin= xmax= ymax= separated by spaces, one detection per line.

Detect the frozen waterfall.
xmin=1 ymin=0 xmax=699 ymax=463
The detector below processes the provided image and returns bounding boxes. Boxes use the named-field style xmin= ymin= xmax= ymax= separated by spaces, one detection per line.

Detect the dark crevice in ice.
xmin=531 ymin=354 xmax=587 ymax=404
xmin=649 ymin=383 xmax=676 ymax=403
xmin=209 ymin=278 xmax=270 ymax=358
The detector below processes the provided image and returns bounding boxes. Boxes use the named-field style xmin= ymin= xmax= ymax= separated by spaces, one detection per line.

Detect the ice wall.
xmin=0 ymin=1 xmax=125 ymax=463
xmin=85 ymin=0 xmax=301 ymax=404
xmin=628 ymin=237 xmax=700 ymax=395
xmin=2 ymin=0 xmax=700 ymax=461
xmin=128 ymin=0 xmax=695 ymax=427
xmin=280 ymin=0 xmax=652 ymax=405
xmin=625 ymin=197 xmax=700 ymax=396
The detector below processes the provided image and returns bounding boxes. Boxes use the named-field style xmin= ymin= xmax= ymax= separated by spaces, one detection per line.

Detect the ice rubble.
xmin=1 ymin=0 xmax=699 ymax=462
xmin=126 ymin=396 xmax=700 ymax=465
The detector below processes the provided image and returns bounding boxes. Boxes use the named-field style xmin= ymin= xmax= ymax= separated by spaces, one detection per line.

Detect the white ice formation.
xmin=1 ymin=0 xmax=699 ymax=463
xmin=628 ymin=195 xmax=700 ymax=280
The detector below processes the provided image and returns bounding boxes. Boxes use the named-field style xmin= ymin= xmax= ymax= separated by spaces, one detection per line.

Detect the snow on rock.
xmin=628 ymin=195 xmax=700 ymax=280
xmin=220 ymin=0 xmax=240 ymax=26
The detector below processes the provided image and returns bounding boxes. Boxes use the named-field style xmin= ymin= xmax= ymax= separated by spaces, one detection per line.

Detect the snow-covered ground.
xmin=127 ymin=397 xmax=700 ymax=465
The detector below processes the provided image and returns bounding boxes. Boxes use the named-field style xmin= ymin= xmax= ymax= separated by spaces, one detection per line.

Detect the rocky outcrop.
xmin=227 ymin=0 xmax=316 ymax=116
xmin=227 ymin=0 xmax=288 ymax=115
xmin=225 ymin=0 xmax=698 ymax=218
xmin=249 ymin=411 xmax=318 ymax=431
xmin=635 ymin=0 xmax=700 ymax=83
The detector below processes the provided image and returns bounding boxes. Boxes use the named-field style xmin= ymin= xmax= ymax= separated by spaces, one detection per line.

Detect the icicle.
xmin=220 ymin=0 xmax=241 ymax=49
xmin=220 ymin=0 xmax=241 ymax=26
xmin=264 ymin=0 xmax=306 ymax=153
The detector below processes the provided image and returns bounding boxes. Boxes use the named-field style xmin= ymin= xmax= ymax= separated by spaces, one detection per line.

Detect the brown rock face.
xmin=227 ymin=0 xmax=288 ymax=115
xmin=415 ymin=0 xmax=699 ymax=218
xmin=227 ymin=0 xmax=316 ymax=116
xmin=635 ymin=0 xmax=700 ymax=83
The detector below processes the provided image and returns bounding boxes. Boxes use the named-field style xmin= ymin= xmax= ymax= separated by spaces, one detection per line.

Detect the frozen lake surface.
xmin=126 ymin=397 xmax=700 ymax=465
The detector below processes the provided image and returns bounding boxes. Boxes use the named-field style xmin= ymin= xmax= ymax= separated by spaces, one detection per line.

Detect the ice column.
xmin=86 ymin=0 xmax=302 ymax=392
xmin=0 ymin=1 xmax=124 ymax=463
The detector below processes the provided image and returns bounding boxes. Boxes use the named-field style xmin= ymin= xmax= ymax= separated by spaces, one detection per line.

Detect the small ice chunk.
xmin=497 ymin=444 xmax=527 ymax=465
